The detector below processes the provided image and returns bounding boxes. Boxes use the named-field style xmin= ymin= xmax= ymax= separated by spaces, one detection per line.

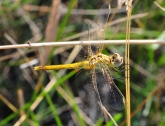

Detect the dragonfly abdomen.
xmin=34 ymin=61 xmax=90 ymax=70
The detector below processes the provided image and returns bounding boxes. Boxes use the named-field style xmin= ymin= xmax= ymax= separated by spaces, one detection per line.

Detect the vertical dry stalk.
xmin=125 ymin=1 xmax=133 ymax=126
xmin=117 ymin=0 xmax=133 ymax=125
xmin=41 ymin=0 xmax=61 ymax=66
xmin=34 ymin=0 xmax=61 ymax=101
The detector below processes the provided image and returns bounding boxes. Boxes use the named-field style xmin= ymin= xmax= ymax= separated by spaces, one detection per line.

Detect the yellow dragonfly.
xmin=34 ymin=2 xmax=125 ymax=121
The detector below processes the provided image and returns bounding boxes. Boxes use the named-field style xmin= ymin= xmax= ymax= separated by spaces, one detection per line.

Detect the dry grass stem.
xmin=0 ymin=40 xmax=165 ymax=50
xmin=123 ymin=1 xmax=133 ymax=125
xmin=154 ymin=1 xmax=165 ymax=11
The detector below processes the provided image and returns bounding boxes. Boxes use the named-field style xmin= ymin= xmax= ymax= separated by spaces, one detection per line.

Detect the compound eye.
xmin=114 ymin=53 xmax=123 ymax=67
xmin=110 ymin=53 xmax=123 ymax=67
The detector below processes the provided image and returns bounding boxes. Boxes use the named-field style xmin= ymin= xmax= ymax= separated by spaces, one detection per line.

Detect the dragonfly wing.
xmin=76 ymin=20 xmax=98 ymax=62
xmin=75 ymin=70 xmax=102 ymax=122
xmin=95 ymin=68 xmax=125 ymax=111
xmin=76 ymin=3 xmax=111 ymax=62
xmin=75 ymin=68 xmax=124 ymax=122
xmin=93 ymin=2 xmax=111 ymax=53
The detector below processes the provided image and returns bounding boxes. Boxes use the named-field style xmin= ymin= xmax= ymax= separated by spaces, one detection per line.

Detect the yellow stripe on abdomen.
xmin=34 ymin=61 xmax=90 ymax=71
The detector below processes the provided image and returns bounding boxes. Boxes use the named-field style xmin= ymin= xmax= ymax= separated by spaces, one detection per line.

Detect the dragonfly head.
xmin=110 ymin=53 xmax=123 ymax=67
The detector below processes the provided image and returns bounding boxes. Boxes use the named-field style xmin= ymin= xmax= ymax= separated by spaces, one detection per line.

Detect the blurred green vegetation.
xmin=0 ymin=0 xmax=165 ymax=126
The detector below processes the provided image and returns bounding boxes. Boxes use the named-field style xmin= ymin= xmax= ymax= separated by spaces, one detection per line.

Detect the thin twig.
xmin=154 ymin=1 xmax=165 ymax=11
xmin=0 ymin=40 xmax=165 ymax=50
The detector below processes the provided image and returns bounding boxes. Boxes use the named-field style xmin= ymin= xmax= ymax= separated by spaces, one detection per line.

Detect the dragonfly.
xmin=34 ymin=2 xmax=125 ymax=122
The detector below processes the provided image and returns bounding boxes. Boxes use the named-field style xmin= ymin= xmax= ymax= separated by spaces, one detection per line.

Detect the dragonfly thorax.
xmin=88 ymin=53 xmax=110 ymax=68
xmin=88 ymin=53 xmax=123 ymax=69
xmin=88 ymin=53 xmax=104 ymax=69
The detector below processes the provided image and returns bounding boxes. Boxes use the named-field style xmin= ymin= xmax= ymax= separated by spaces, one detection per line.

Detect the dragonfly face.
xmin=110 ymin=53 xmax=124 ymax=67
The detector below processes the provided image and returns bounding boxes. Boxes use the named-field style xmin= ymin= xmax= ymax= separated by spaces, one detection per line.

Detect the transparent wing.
xmin=93 ymin=2 xmax=111 ymax=41
xmin=75 ymin=70 xmax=102 ymax=122
xmin=75 ymin=67 xmax=125 ymax=121
xmin=94 ymin=67 xmax=125 ymax=111
xmin=75 ymin=20 xmax=98 ymax=61
xmin=76 ymin=3 xmax=111 ymax=62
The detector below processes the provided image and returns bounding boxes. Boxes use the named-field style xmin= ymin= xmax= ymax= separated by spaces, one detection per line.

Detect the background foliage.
xmin=0 ymin=0 xmax=165 ymax=125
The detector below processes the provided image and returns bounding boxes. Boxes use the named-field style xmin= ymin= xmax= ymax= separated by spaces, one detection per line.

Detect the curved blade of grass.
xmin=51 ymin=70 xmax=86 ymax=125
xmin=0 ymin=102 xmax=31 ymax=125
xmin=56 ymin=86 xmax=86 ymax=126
xmin=29 ymin=111 xmax=40 ymax=126
xmin=44 ymin=89 xmax=63 ymax=126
